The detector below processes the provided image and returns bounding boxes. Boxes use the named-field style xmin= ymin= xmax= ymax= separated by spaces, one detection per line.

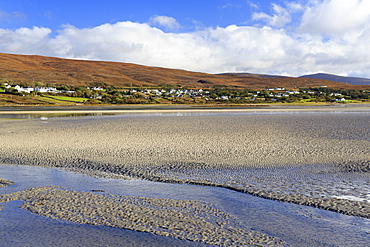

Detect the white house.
xmin=22 ymin=87 xmax=34 ymax=93
xmin=35 ymin=87 xmax=57 ymax=93
xmin=14 ymin=85 xmax=34 ymax=93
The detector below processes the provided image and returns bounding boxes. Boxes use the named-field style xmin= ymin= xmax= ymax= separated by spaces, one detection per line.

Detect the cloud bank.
xmin=1 ymin=1 xmax=370 ymax=78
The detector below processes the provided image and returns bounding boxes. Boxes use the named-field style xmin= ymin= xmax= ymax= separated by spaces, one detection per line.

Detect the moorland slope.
xmin=0 ymin=53 xmax=365 ymax=90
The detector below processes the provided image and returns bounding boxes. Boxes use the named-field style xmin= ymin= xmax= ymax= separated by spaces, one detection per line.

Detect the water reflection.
xmin=0 ymin=113 xmax=105 ymax=119
xmin=1 ymin=108 xmax=370 ymax=120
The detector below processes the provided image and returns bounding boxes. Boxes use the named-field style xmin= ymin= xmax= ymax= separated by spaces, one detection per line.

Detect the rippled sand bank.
xmin=0 ymin=185 xmax=286 ymax=246
xmin=0 ymin=108 xmax=369 ymax=245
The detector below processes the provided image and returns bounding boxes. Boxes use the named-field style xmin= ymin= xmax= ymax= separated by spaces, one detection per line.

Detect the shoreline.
xmin=1 ymin=103 xmax=369 ymax=115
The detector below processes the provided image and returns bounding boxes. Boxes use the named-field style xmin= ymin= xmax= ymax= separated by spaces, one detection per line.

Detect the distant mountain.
xmin=218 ymin=72 xmax=289 ymax=79
xmin=299 ymin=73 xmax=370 ymax=85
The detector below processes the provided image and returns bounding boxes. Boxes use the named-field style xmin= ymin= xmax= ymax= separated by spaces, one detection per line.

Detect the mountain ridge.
xmin=299 ymin=73 xmax=370 ymax=86
xmin=0 ymin=53 xmax=367 ymax=90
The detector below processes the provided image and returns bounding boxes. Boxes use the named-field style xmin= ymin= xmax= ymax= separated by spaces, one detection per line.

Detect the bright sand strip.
xmin=0 ymin=107 xmax=369 ymax=229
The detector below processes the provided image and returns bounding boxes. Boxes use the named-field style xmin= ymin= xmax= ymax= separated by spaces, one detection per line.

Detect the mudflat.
xmin=0 ymin=107 xmax=369 ymax=245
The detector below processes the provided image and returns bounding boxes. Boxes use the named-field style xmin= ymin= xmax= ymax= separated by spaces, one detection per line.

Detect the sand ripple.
xmin=0 ymin=112 xmax=369 ymax=220
xmin=0 ymin=178 xmax=13 ymax=188
xmin=0 ymin=186 xmax=288 ymax=246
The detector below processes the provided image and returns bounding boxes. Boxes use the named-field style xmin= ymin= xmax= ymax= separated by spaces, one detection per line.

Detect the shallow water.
xmin=1 ymin=104 xmax=370 ymax=120
xmin=1 ymin=164 xmax=370 ymax=246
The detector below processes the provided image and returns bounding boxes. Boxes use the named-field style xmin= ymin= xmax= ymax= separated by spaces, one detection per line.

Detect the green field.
xmin=46 ymin=95 xmax=88 ymax=103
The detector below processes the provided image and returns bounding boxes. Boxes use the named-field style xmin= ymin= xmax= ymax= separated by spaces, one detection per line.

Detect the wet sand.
xmin=1 ymin=107 xmax=370 ymax=245
xmin=1 ymin=163 xmax=370 ymax=246
xmin=0 ymin=178 xmax=13 ymax=188
xmin=0 ymin=185 xmax=286 ymax=246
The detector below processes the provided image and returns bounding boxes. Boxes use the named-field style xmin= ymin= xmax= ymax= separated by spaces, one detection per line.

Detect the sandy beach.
xmin=1 ymin=106 xmax=370 ymax=246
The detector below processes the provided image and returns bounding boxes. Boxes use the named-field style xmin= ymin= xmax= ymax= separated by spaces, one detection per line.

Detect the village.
xmin=1 ymin=81 xmax=369 ymax=104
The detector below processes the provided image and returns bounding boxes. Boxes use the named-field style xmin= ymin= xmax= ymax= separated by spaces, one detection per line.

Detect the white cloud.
xmin=0 ymin=26 xmax=52 ymax=54
xmin=286 ymin=2 xmax=303 ymax=12
xmin=221 ymin=2 xmax=239 ymax=9
xmin=247 ymin=1 xmax=259 ymax=9
xmin=252 ymin=4 xmax=291 ymax=28
xmin=190 ymin=19 xmax=206 ymax=31
xmin=149 ymin=15 xmax=181 ymax=31
xmin=0 ymin=6 xmax=370 ymax=78
xmin=299 ymin=0 xmax=370 ymax=36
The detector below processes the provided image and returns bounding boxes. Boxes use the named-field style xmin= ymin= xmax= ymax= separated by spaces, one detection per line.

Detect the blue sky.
xmin=0 ymin=1 xmax=270 ymax=31
xmin=1 ymin=0 xmax=370 ymax=78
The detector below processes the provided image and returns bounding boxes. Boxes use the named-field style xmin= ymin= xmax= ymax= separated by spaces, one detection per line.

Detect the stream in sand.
xmin=1 ymin=163 xmax=370 ymax=246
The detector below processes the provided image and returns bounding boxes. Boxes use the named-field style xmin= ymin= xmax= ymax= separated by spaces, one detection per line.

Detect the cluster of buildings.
xmin=3 ymin=84 xmax=107 ymax=94
xmin=128 ymin=88 xmax=210 ymax=98
xmin=2 ymin=82 xmax=351 ymax=102
xmin=252 ymin=88 xmax=346 ymax=102
xmin=2 ymin=83 xmax=75 ymax=94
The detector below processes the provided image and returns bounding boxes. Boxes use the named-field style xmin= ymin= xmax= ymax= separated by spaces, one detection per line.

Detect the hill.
xmin=0 ymin=53 xmax=367 ymax=90
xmin=299 ymin=73 xmax=370 ymax=86
xmin=218 ymin=72 xmax=289 ymax=79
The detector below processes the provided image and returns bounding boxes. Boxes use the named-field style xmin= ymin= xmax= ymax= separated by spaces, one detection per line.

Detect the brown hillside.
xmin=0 ymin=53 xmax=365 ymax=90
